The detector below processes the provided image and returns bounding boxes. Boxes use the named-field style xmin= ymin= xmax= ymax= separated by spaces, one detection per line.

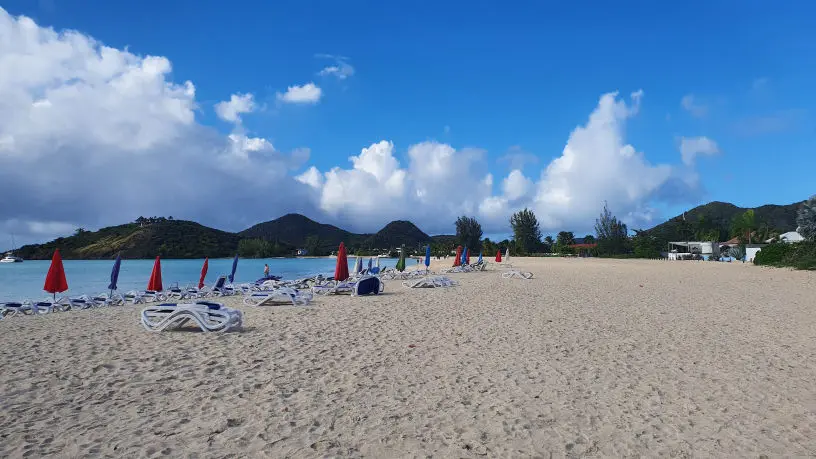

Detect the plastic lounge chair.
xmin=353 ymin=276 xmax=384 ymax=296
xmin=402 ymin=275 xmax=458 ymax=288
xmin=1 ymin=301 xmax=37 ymax=318
xmin=140 ymin=302 xmax=242 ymax=333
xmin=312 ymin=278 xmax=357 ymax=295
xmin=502 ymin=270 xmax=533 ymax=279
xmin=243 ymin=288 xmax=312 ymax=306
xmin=69 ymin=295 xmax=96 ymax=310
xmin=91 ymin=292 xmax=124 ymax=307
xmin=31 ymin=297 xmax=71 ymax=313
xmin=165 ymin=283 xmax=188 ymax=301
xmin=123 ymin=290 xmax=146 ymax=304
xmin=208 ymin=276 xmax=234 ymax=296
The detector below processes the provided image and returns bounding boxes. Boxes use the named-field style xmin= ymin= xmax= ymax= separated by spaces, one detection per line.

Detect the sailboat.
xmin=1 ymin=235 xmax=23 ymax=263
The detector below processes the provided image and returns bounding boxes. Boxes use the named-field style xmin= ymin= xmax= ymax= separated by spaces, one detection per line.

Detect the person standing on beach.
xmin=263 ymin=264 xmax=270 ymax=277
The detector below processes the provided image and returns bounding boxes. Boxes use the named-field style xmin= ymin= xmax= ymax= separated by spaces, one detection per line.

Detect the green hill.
xmin=16 ymin=219 xmax=241 ymax=260
xmin=366 ymin=221 xmax=431 ymax=248
xmin=239 ymin=213 xmax=369 ymax=254
xmin=645 ymin=200 xmax=803 ymax=245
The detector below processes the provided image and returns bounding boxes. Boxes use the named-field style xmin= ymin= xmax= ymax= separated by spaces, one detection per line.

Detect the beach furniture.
xmin=353 ymin=275 xmax=383 ymax=296
xmin=501 ymin=270 xmax=534 ymax=279
xmin=31 ymin=297 xmax=70 ymax=313
xmin=207 ymin=276 xmax=235 ymax=296
xmin=312 ymin=274 xmax=383 ymax=295
xmin=123 ymin=290 xmax=146 ymax=304
xmin=312 ymin=278 xmax=356 ymax=295
xmin=140 ymin=301 xmax=243 ymax=333
xmin=1 ymin=301 xmax=40 ymax=318
xmin=91 ymin=292 xmax=124 ymax=307
xmin=243 ymin=287 xmax=313 ymax=306
xmin=402 ymin=276 xmax=458 ymax=288
xmin=68 ymin=295 xmax=96 ymax=310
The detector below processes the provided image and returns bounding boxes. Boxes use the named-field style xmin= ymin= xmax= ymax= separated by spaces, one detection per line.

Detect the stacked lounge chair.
xmin=140 ymin=301 xmax=242 ymax=333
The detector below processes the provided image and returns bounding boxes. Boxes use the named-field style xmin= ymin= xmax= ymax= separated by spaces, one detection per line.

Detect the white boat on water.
xmin=2 ymin=236 xmax=23 ymax=262
xmin=0 ymin=252 xmax=23 ymax=263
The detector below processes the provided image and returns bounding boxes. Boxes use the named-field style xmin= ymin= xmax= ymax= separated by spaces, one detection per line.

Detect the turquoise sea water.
xmin=0 ymin=257 xmax=401 ymax=301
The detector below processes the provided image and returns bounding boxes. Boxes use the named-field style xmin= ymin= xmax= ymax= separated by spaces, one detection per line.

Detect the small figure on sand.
xmin=263 ymin=264 xmax=270 ymax=277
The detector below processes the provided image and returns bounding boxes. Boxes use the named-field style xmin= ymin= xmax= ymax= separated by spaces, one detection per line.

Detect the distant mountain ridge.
xmin=16 ymin=219 xmax=241 ymax=260
xmin=644 ymin=200 xmax=804 ymax=244
xmin=15 ymin=199 xmax=808 ymax=259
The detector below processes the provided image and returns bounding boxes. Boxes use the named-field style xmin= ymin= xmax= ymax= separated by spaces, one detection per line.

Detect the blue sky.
xmin=1 ymin=1 xmax=814 ymax=244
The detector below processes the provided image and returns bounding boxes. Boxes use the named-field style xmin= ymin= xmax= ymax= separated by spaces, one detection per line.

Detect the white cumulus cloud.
xmin=0 ymin=8 xmax=710 ymax=246
xmin=679 ymin=136 xmax=719 ymax=165
xmin=277 ymin=82 xmax=322 ymax=104
xmin=214 ymin=93 xmax=256 ymax=122
xmin=0 ymin=7 xmax=317 ymax=245
xmin=317 ymin=54 xmax=355 ymax=80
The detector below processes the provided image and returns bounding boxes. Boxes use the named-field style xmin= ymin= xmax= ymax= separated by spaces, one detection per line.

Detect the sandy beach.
xmin=1 ymin=258 xmax=815 ymax=457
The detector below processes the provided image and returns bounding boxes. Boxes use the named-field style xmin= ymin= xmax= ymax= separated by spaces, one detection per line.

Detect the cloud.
xmin=681 ymin=94 xmax=708 ymax=118
xmin=0 ymin=9 xmax=709 ymax=244
xmin=214 ymin=93 xmax=256 ymax=122
xmin=299 ymin=91 xmax=690 ymax=234
xmin=0 ymin=7 xmax=318 ymax=245
xmin=276 ymin=82 xmax=322 ymax=104
xmin=679 ymin=136 xmax=719 ymax=165
xmin=497 ymin=146 xmax=539 ymax=170
xmin=316 ymin=54 xmax=355 ymax=80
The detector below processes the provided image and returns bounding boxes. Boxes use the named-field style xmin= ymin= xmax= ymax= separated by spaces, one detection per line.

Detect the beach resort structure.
xmin=667 ymin=241 xmax=720 ymax=260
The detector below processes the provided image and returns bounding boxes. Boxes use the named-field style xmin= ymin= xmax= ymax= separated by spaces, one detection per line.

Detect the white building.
xmin=667 ymin=241 xmax=720 ymax=260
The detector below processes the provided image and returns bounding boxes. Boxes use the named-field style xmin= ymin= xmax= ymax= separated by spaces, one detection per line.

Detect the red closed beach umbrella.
xmin=495 ymin=249 xmax=502 ymax=262
xmin=44 ymin=249 xmax=68 ymax=299
xmin=147 ymin=256 xmax=163 ymax=291
xmin=453 ymin=246 xmax=462 ymax=267
xmin=334 ymin=242 xmax=349 ymax=282
xmin=198 ymin=257 xmax=209 ymax=289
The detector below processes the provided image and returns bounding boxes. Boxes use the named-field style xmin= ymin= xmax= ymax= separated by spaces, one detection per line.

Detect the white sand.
xmin=1 ymin=258 xmax=815 ymax=457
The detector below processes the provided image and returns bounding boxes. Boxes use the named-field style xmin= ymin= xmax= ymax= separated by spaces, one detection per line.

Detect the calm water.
xmin=0 ymin=257 xmax=401 ymax=301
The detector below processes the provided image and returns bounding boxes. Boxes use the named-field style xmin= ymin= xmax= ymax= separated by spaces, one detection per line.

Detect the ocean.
xmin=0 ymin=257 xmax=401 ymax=301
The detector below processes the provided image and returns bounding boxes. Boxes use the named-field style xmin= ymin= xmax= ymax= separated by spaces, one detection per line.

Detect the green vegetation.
xmin=237 ymin=238 xmax=292 ymax=258
xmin=754 ymin=242 xmax=816 ymax=270
xmin=631 ymin=229 xmax=662 ymax=258
xmin=797 ymin=195 xmax=816 ymax=241
xmin=553 ymin=231 xmax=575 ymax=254
xmin=366 ymin=221 xmax=431 ymax=249
xmin=645 ymin=200 xmax=802 ymax=248
xmin=240 ymin=213 xmax=364 ymax=255
xmin=17 ymin=219 xmax=240 ymax=259
xmin=510 ymin=208 xmax=541 ymax=255
xmin=455 ymin=216 xmax=483 ymax=251
xmin=595 ymin=203 xmax=630 ymax=255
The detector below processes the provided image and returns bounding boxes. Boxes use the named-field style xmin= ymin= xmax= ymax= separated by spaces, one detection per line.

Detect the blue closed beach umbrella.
xmin=461 ymin=247 xmax=467 ymax=265
xmin=228 ymin=254 xmax=239 ymax=283
xmin=108 ymin=254 xmax=122 ymax=292
xmin=424 ymin=245 xmax=431 ymax=269
xmin=368 ymin=257 xmax=373 ymax=271
xmin=477 ymin=251 xmax=482 ymax=263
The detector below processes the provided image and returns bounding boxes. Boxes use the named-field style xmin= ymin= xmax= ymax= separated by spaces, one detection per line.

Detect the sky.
xmin=1 ymin=1 xmax=814 ymax=248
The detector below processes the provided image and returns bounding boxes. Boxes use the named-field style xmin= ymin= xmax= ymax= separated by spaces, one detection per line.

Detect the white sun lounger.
xmin=1 ymin=301 xmax=41 ymax=318
xmin=243 ymin=288 xmax=313 ymax=306
xmin=91 ymin=292 xmax=124 ymax=307
xmin=140 ymin=301 xmax=243 ymax=333
xmin=502 ymin=270 xmax=534 ymax=279
xmin=402 ymin=275 xmax=458 ymax=288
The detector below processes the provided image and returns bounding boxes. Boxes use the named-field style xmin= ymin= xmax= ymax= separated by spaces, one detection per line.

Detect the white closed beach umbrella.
xmin=353 ymin=255 xmax=362 ymax=274
xmin=505 ymin=247 xmax=510 ymax=261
